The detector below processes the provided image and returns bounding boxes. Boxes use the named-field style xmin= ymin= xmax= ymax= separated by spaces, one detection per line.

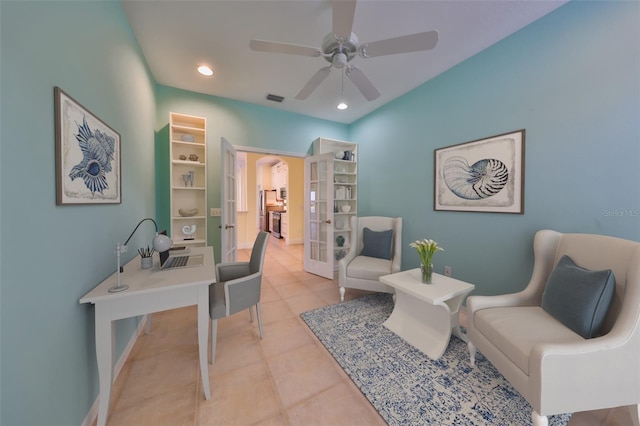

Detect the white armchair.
xmin=338 ymin=216 xmax=402 ymax=302
xmin=466 ymin=229 xmax=640 ymax=426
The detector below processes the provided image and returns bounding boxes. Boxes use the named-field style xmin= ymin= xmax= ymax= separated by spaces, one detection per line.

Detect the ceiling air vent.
xmin=266 ymin=94 xmax=285 ymax=103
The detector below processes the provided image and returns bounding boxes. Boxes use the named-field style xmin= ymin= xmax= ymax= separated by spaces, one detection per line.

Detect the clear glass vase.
xmin=420 ymin=263 xmax=433 ymax=284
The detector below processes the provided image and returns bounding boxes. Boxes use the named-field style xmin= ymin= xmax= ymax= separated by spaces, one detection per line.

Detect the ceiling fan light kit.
xmin=249 ymin=0 xmax=438 ymax=105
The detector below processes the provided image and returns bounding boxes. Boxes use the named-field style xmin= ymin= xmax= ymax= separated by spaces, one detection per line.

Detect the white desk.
xmin=80 ymin=246 xmax=214 ymax=426
xmin=379 ymin=269 xmax=474 ymax=359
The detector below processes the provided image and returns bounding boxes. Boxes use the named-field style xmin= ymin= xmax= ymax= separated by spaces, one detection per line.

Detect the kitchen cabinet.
xmin=304 ymin=138 xmax=357 ymax=278
xmin=271 ymin=161 xmax=288 ymax=190
xmin=169 ymin=112 xmax=207 ymax=246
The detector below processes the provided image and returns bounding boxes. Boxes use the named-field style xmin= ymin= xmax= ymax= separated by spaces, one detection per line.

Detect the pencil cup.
xmin=141 ymin=256 xmax=153 ymax=269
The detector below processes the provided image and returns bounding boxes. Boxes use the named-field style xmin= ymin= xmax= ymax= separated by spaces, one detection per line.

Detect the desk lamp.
xmin=109 ymin=218 xmax=173 ymax=293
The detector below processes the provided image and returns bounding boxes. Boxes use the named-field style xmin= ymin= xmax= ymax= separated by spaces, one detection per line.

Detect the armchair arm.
xmin=528 ymin=330 xmax=640 ymax=414
xmin=224 ymin=271 xmax=262 ymax=316
xmin=216 ymin=261 xmax=250 ymax=282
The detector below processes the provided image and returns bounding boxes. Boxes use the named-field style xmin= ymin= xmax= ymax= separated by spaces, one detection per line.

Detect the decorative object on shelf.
xmin=335 ymin=249 xmax=346 ymax=261
xmin=179 ymin=154 xmax=187 ymax=160
xmin=54 ymin=87 xmax=121 ymax=205
xmin=410 ymin=239 xmax=444 ymax=284
xmin=138 ymin=246 xmax=154 ymax=269
xmin=336 ymin=235 xmax=345 ymax=247
xmin=181 ymin=134 xmax=195 ymax=142
xmin=335 ymin=151 xmax=344 ymax=159
xmin=182 ymin=224 xmax=196 ymax=240
xmin=341 ymin=205 xmax=351 ymax=213
xmin=188 ymin=154 xmax=199 ymax=162
xmin=343 ymin=150 xmax=353 ymax=161
xmin=181 ymin=171 xmax=195 ymax=187
xmin=110 ymin=218 xmax=173 ymax=293
xmin=434 ymin=129 xmax=525 ymax=214
xmin=178 ymin=208 xmax=199 ymax=217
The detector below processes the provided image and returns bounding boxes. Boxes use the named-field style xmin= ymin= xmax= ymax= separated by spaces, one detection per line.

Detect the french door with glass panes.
xmin=304 ymin=153 xmax=334 ymax=279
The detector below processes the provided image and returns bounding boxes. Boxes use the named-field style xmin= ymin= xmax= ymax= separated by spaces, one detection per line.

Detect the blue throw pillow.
xmin=360 ymin=227 xmax=393 ymax=260
xmin=541 ymin=255 xmax=615 ymax=339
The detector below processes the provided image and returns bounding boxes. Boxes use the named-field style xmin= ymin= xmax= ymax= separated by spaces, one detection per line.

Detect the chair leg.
xmin=256 ymin=303 xmax=264 ymax=339
xmin=532 ymin=410 xmax=548 ymax=426
xmin=339 ymin=286 xmax=345 ymax=302
xmin=249 ymin=305 xmax=255 ymax=323
xmin=209 ymin=319 xmax=218 ymax=365
xmin=629 ymin=404 xmax=640 ymax=426
xmin=468 ymin=341 xmax=476 ymax=366
xmin=145 ymin=313 xmax=152 ymax=335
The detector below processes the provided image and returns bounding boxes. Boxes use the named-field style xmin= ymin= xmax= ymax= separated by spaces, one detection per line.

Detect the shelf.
xmin=172 ymin=160 xmax=205 ymax=166
xmin=172 ymin=215 xmax=206 ymax=220
xmin=179 ymin=239 xmax=206 ymax=245
xmin=171 ymin=139 xmax=205 ymax=145
xmin=172 ymin=186 xmax=206 ymax=191
xmin=171 ymin=124 xmax=205 ymax=133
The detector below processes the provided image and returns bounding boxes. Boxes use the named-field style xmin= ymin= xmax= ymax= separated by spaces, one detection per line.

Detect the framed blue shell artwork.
xmin=55 ymin=87 xmax=121 ymax=205
xmin=434 ymin=130 xmax=525 ymax=214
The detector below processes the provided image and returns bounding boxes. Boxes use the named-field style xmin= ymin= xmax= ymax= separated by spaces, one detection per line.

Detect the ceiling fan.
xmin=249 ymin=0 xmax=438 ymax=102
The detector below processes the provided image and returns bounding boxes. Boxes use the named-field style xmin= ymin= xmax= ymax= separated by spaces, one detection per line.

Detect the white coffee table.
xmin=379 ymin=268 xmax=475 ymax=359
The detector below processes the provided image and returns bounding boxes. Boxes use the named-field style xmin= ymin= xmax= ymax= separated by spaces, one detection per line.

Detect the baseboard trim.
xmin=80 ymin=314 xmax=149 ymax=426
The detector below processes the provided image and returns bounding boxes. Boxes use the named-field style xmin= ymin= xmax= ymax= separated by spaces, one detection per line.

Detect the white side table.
xmin=379 ymin=269 xmax=475 ymax=359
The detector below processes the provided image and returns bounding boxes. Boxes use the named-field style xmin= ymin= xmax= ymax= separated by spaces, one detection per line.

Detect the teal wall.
xmin=1 ymin=1 xmax=157 ymax=425
xmin=350 ymin=0 xmax=640 ymax=296
xmin=154 ymin=86 xmax=348 ymax=262
xmin=1 ymin=0 xmax=639 ymax=425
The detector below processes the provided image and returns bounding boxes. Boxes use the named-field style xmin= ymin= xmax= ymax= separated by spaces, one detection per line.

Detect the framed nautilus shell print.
xmin=55 ymin=87 xmax=121 ymax=205
xmin=434 ymin=130 xmax=525 ymax=214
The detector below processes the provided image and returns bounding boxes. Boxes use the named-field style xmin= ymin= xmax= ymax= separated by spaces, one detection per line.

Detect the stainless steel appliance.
xmin=279 ymin=187 xmax=287 ymax=200
xmin=259 ymin=190 xmax=278 ymax=232
xmin=271 ymin=211 xmax=282 ymax=239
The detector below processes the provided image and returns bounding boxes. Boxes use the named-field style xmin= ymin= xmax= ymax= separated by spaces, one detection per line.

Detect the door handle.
xmin=324 ymin=219 xmax=331 ymax=224
xmin=225 ymin=224 xmax=235 ymax=229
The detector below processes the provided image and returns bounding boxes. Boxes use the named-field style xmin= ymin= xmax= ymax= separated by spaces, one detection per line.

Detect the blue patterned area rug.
xmin=301 ymin=293 xmax=571 ymax=426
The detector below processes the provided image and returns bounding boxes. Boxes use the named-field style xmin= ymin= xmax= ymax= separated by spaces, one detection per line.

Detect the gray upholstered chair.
xmin=209 ymin=231 xmax=269 ymax=364
xmin=467 ymin=229 xmax=640 ymax=426
xmin=338 ymin=216 xmax=402 ymax=302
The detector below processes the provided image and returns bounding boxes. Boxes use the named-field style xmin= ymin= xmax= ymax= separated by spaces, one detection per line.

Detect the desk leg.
xmin=197 ymin=287 xmax=211 ymax=400
xmin=95 ymin=305 xmax=114 ymax=426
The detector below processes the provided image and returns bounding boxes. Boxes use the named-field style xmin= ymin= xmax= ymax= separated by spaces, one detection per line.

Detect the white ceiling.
xmin=122 ymin=0 xmax=567 ymax=124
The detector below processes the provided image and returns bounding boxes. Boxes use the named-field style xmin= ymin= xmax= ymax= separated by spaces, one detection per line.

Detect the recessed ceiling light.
xmin=337 ymin=102 xmax=348 ymax=110
xmin=197 ymin=65 xmax=214 ymax=76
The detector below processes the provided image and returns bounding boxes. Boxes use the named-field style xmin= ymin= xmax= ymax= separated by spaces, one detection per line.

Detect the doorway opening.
xmin=231 ymin=146 xmax=305 ymax=252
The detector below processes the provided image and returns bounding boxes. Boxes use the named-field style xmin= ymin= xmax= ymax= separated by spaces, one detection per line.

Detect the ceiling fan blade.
xmin=249 ymin=39 xmax=321 ymax=57
xmin=295 ymin=67 xmax=332 ymax=100
xmin=345 ymin=66 xmax=380 ymax=101
xmin=360 ymin=30 xmax=439 ymax=58
xmin=332 ymin=0 xmax=357 ymax=42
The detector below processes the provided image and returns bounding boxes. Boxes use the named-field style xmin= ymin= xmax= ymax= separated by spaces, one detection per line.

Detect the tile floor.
xmin=103 ymin=237 xmax=632 ymax=426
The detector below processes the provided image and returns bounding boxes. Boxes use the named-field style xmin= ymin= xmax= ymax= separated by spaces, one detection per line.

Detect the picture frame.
xmin=55 ymin=87 xmax=121 ymax=205
xmin=434 ymin=129 xmax=525 ymax=214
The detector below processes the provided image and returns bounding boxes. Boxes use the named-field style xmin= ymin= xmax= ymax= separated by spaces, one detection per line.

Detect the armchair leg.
xmin=256 ymin=303 xmax=264 ymax=339
xmin=249 ymin=305 xmax=255 ymax=323
xmin=209 ymin=319 xmax=218 ymax=365
xmin=468 ymin=341 xmax=477 ymax=366
xmin=339 ymin=286 xmax=345 ymax=302
xmin=532 ymin=410 xmax=548 ymax=426
xmin=629 ymin=404 xmax=640 ymax=426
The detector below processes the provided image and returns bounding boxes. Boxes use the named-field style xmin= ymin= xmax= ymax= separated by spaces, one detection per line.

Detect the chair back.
xmin=552 ymin=232 xmax=640 ymax=335
xmin=351 ymin=216 xmax=402 ymax=263
xmin=249 ymin=231 xmax=269 ymax=274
